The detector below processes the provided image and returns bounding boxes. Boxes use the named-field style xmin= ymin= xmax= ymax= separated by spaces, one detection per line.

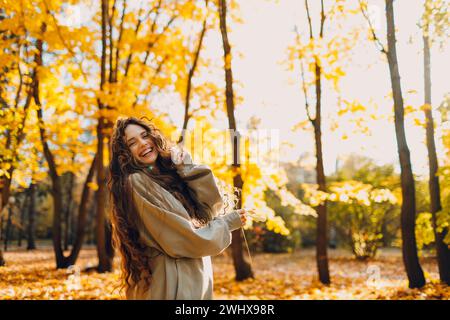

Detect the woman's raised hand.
xmin=236 ymin=208 xmax=265 ymax=225
xmin=170 ymin=145 xmax=187 ymax=165
xmin=236 ymin=209 xmax=247 ymax=225
xmin=236 ymin=208 xmax=266 ymax=225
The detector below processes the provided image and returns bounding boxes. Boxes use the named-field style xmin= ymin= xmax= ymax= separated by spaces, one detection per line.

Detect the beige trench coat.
xmin=125 ymin=154 xmax=242 ymax=300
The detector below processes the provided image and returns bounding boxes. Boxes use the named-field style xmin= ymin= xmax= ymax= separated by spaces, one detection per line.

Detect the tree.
xmin=218 ymin=0 xmax=253 ymax=281
xmin=3 ymin=197 xmax=14 ymax=251
xmin=385 ymin=0 xmax=425 ymax=289
xmin=421 ymin=0 xmax=450 ymax=284
xmin=17 ymin=190 xmax=27 ymax=247
xmin=0 ymin=3 xmax=35 ymax=266
xmin=288 ymin=0 xmax=361 ymax=283
xmin=26 ymin=183 xmax=37 ymax=250
xmin=33 ymin=20 xmax=99 ymax=268
xmin=95 ymin=0 xmax=114 ymax=273
xmin=360 ymin=0 xmax=425 ymax=288
xmin=62 ymin=170 xmax=75 ymax=250
xmin=294 ymin=0 xmax=332 ymax=285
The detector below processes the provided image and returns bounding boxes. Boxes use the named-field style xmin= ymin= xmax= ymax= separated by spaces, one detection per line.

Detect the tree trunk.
xmin=4 ymin=205 xmax=13 ymax=251
xmin=0 ymin=215 xmax=3 ymax=240
xmin=218 ymin=0 xmax=253 ymax=281
xmin=34 ymin=22 xmax=98 ymax=268
xmin=87 ymin=198 xmax=97 ymax=245
xmin=385 ymin=0 xmax=425 ymax=288
xmin=37 ymin=102 xmax=98 ymax=267
xmin=230 ymin=172 xmax=253 ymax=280
xmin=0 ymin=181 xmax=4 ymax=264
xmin=64 ymin=171 xmax=75 ymax=251
xmin=95 ymin=150 xmax=113 ymax=272
xmin=423 ymin=32 xmax=450 ymax=285
xmin=27 ymin=183 xmax=36 ymax=250
xmin=17 ymin=193 xmax=28 ymax=247
xmin=35 ymin=38 xmax=65 ymax=268
xmin=63 ymin=204 xmax=70 ymax=251
xmin=1 ymin=177 xmax=13 ymax=219
xmin=94 ymin=0 xmax=113 ymax=273
xmin=302 ymin=0 xmax=331 ymax=285
xmin=313 ymin=58 xmax=331 ymax=285
xmin=69 ymin=199 xmax=77 ymax=246
xmin=34 ymin=23 xmax=66 ymax=268
xmin=64 ymin=154 xmax=98 ymax=265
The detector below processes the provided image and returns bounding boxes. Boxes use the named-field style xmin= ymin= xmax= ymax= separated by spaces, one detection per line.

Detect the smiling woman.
xmin=107 ymin=117 xmax=248 ymax=300
xmin=125 ymin=124 xmax=158 ymax=168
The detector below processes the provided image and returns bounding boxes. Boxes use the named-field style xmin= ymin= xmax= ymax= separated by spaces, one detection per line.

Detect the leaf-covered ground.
xmin=0 ymin=246 xmax=448 ymax=300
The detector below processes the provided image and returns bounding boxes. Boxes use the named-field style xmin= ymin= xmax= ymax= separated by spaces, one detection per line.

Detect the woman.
xmin=108 ymin=117 xmax=248 ymax=300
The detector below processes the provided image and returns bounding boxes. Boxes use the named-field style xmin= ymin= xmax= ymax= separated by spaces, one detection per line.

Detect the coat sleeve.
xmin=129 ymin=173 xmax=243 ymax=259
xmin=173 ymin=149 xmax=224 ymax=218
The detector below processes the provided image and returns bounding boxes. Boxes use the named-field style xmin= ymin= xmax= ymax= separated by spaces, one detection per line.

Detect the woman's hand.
xmin=236 ymin=208 xmax=249 ymax=225
xmin=170 ymin=145 xmax=187 ymax=165
xmin=236 ymin=208 xmax=265 ymax=225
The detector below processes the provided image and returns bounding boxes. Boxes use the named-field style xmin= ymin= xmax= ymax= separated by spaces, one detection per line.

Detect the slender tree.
xmin=360 ymin=0 xmax=426 ymax=289
xmin=3 ymin=198 xmax=13 ymax=251
xmin=17 ymin=192 xmax=28 ymax=247
xmin=218 ymin=0 xmax=253 ymax=281
xmin=32 ymin=19 xmax=100 ymax=267
xmin=26 ymin=183 xmax=36 ymax=250
xmin=0 ymin=212 xmax=3 ymax=241
xmin=94 ymin=0 xmax=112 ymax=273
xmin=422 ymin=0 xmax=450 ymax=285
xmin=0 ymin=7 xmax=34 ymax=265
xmin=385 ymin=0 xmax=425 ymax=288
xmin=296 ymin=0 xmax=331 ymax=284
xmin=360 ymin=0 xmax=426 ymax=288
xmin=63 ymin=167 xmax=75 ymax=251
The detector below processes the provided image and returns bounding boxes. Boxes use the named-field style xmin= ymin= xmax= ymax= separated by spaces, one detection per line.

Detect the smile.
xmin=139 ymin=147 xmax=154 ymax=157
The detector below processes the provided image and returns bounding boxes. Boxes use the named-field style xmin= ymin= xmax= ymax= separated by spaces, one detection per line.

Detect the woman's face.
xmin=124 ymin=124 xmax=158 ymax=165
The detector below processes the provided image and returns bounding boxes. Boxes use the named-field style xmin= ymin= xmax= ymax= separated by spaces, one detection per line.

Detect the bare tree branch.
xmin=294 ymin=26 xmax=314 ymax=123
xmin=305 ymin=0 xmax=314 ymax=39
xmin=319 ymin=0 xmax=325 ymax=37
xmin=123 ymin=2 xmax=148 ymax=77
xmin=359 ymin=0 xmax=388 ymax=54
xmin=142 ymin=13 xmax=178 ymax=66
xmin=112 ymin=0 xmax=127 ymax=82
xmin=13 ymin=51 xmax=24 ymax=110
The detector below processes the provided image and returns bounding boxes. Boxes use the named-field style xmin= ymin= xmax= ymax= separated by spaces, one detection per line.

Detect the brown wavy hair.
xmin=108 ymin=116 xmax=213 ymax=294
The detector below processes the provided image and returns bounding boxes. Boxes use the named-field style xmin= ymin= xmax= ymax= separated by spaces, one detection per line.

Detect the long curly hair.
xmin=108 ymin=116 xmax=213 ymax=294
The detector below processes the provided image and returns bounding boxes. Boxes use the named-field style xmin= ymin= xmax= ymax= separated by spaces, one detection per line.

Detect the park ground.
xmin=0 ymin=245 xmax=449 ymax=300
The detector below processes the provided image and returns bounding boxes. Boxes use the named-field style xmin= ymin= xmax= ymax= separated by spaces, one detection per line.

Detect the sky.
xmin=64 ymin=0 xmax=449 ymax=177
xmin=185 ymin=0 xmax=449 ymax=177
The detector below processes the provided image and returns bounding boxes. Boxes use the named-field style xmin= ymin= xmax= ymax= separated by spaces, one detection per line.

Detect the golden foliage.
xmin=302 ymin=180 xmax=397 ymax=208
